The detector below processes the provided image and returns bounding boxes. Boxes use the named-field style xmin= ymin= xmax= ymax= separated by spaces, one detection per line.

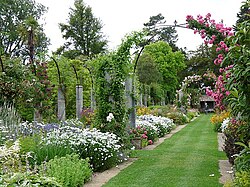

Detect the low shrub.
xmin=234 ymin=142 xmax=250 ymax=172
xmin=224 ymin=120 xmax=249 ymax=164
xmin=44 ymin=154 xmax=92 ymax=187
xmin=20 ymin=135 xmax=74 ymax=166
xmin=233 ymin=170 xmax=250 ymax=187
xmin=0 ymin=172 xmax=62 ymax=186
xmin=0 ymin=140 xmax=23 ymax=174
xmin=0 ymin=103 xmax=21 ymax=145
xmin=41 ymin=126 xmax=122 ymax=172
xmin=165 ymin=112 xmax=188 ymax=125
xmin=155 ymin=123 xmax=169 ymax=137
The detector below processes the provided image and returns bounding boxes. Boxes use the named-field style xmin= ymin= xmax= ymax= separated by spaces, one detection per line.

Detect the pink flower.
xmin=230 ymin=118 xmax=237 ymax=124
xmin=148 ymin=140 xmax=153 ymax=145
xmin=206 ymin=13 xmax=211 ymax=19
xmin=219 ymin=68 xmax=224 ymax=73
xmin=186 ymin=15 xmax=194 ymax=21
xmin=225 ymin=91 xmax=230 ymax=96
xmin=208 ymin=39 xmax=214 ymax=44
xmin=216 ymin=47 xmax=221 ymax=52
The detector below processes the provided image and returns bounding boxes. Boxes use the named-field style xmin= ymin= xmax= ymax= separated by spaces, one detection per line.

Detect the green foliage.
xmin=234 ymin=142 xmax=250 ymax=172
xmin=234 ymin=170 xmax=250 ymax=187
xmin=0 ymin=172 xmax=62 ymax=187
xmin=94 ymin=31 xmax=145 ymax=139
xmin=165 ymin=112 xmax=189 ymax=125
xmin=136 ymin=53 xmax=162 ymax=85
xmin=225 ymin=19 xmax=250 ymax=124
xmin=143 ymin=41 xmax=186 ymax=103
xmin=0 ymin=57 xmax=55 ymax=122
xmin=180 ymin=44 xmax=219 ymax=81
xmin=224 ymin=121 xmax=248 ymax=164
xmin=0 ymin=140 xmax=22 ymax=174
xmin=45 ymin=154 xmax=92 ymax=187
xmin=0 ymin=0 xmax=49 ymax=59
xmin=19 ymin=135 xmax=74 ymax=166
xmin=236 ymin=0 xmax=250 ymax=28
xmin=47 ymin=56 xmax=92 ymax=118
xmin=0 ymin=103 xmax=21 ymax=144
xmin=59 ymin=0 xmax=107 ymax=57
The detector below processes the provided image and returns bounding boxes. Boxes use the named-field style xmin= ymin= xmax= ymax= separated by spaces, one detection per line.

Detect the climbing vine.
xmin=93 ymin=31 xmax=146 ymax=138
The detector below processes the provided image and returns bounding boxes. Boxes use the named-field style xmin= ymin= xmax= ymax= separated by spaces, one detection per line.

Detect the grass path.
xmin=103 ymin=114 xmax=227 ymax=187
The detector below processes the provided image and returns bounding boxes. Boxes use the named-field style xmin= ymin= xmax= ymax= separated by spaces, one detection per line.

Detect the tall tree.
xmin=143 ymin=41 xmax=185 ymax=103
xmin=59 ymin=0 xmax=107 ymax=58
xmin=143 ymin=13 xmax=179 ymax=51
xmin=0 ymin=0 xmax=49 ymax=63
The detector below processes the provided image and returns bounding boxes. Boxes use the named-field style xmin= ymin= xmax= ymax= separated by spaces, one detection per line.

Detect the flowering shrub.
xmin=40 ymin=126 xmax=122 ymax=171
xmin=129 ymin=126 xmax=148 ymax=139
xmin=177 ymin=75 xmax=202 ymax=109
xmin=136 ymin=115 xmax=175 ymax=142
xmin=136 ymin=106 xmax=151 ymax=116
xmin=210 ymin=111 xmax=230 ymax=132
xmin=129 ymin=126 xmax=149 ymax=148
xmin=220 ymin=118 xmax=230 ymax=133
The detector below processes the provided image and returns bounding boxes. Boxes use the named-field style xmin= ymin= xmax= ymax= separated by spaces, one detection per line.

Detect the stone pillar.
xmin=76 ymin=85 xmax=83 ymax=119
xmin=58 ymin=86 xmax=65 ymax=121
xmin=179 ymin=90 xmax=183 ymax=102
xmin=125 ymin=76 xmax=136 ymax=128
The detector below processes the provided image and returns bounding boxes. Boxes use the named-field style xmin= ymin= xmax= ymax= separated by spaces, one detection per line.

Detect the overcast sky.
xmin=35 ymin=0 xmax=243 ymax=52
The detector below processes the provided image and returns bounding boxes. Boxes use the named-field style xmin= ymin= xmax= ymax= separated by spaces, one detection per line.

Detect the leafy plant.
xmin=224 ymin=120 xmax=248 ymax=164
xmin=233 ymin=170 xmax=250 ymax=187
xmin=19 ymin=135 xmax=74 ymax=166
xmin=45 ymin=154 xmax=92 ymax=187
xmin=0 ymin=103 xmax=21 ymax=144
xmin=0 ymin=172 xmax=62 ymax=187
xmin=234 ymin=142 xmax=250 ymax=172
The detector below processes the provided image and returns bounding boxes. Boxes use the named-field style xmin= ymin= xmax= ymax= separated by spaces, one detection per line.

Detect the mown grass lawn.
xmin=103 ymin=114 xmax=227 ymax=187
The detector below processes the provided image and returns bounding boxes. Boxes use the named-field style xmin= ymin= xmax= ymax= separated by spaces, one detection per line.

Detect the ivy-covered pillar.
xmin=125 ymin=75 xmax=136 ymax=128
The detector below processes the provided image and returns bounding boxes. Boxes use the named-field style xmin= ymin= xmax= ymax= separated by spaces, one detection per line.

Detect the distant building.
xmin=200 ymin=95 xmax=215 ymax=112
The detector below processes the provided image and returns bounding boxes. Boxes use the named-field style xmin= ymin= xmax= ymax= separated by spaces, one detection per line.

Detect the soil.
xmin=84 ymin=123 xmax=233 ymax=187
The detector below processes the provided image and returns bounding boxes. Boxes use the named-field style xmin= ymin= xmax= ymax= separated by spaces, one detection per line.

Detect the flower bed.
xmin=0 ymin=118 xmax=125 ymax=186
xmin=129 ymin=115 xmax=176 ymax=149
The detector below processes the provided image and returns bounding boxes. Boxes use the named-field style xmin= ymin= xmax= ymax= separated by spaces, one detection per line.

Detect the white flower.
xmin=106 ymin=113 xmax=114 ymax=122
xmin=221 ymin=118 xmax=230 ymax=132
